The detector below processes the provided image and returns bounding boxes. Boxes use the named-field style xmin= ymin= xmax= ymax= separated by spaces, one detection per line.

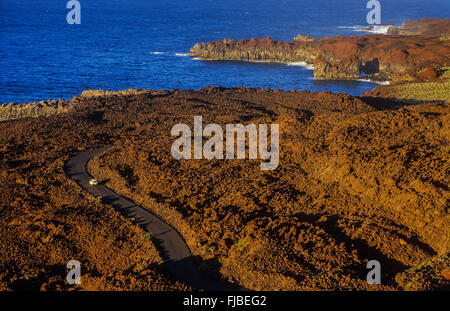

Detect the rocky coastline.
xmin=189 ymin=18 xmax=450 ymax=83
xmin=0 ymin=89 xmax=151 ymax=121
xmin=0 ymin=99 xmax=73 ymax=121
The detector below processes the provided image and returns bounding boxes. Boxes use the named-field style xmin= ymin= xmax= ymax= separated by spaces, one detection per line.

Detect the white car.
xmin=89 ymin=178 xmax=99 ymax=186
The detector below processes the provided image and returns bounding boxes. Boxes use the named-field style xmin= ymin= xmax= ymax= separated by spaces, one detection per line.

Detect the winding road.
xmin=65 ymin=147 xmax=231 ymax=291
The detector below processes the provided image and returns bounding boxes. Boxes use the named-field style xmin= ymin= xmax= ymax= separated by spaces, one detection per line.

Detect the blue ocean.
xmin=1 ymin=0 xmax=449 ymax=103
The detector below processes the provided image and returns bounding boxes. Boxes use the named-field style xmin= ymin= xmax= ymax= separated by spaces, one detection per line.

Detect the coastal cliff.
xmin=387 ymin=18 xmax=450 ymax=36
xmin=189 ymin=18 xmax=450 ymax=82
xmin=190 ymin=36 xmax=319 ymax=64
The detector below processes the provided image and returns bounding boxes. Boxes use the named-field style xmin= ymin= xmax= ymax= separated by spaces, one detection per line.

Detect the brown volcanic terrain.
xmin=189 ymin=19 xmax=450 ymax=82
xmin=1 ymin=87 xmax=447 ymax=290
xmin=0 ymin=90 xmax=189 ymax=291
xmin=87 ymin=89 xmax=449 ymax=290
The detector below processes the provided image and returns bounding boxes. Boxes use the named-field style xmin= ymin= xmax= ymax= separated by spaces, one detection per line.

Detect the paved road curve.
xmin=65 ymin=147 xmax=231 ymax=290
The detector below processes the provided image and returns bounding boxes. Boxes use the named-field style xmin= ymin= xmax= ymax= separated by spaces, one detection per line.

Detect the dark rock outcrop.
xmin=314 ymin=55 xmax=360 ymax=80
xmin=190 ymin=37 xmax=319 ymax=64
xmin=293 ymin=34 xmax=316 ymax=42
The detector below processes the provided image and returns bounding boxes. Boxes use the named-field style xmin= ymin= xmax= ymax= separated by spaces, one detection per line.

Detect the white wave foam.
xmin=150 ymin=51 xmax=164 ymax=55
xmin=286 ymin=61 xmax=314 ymax=70
xmin=338 ymin=26 xmax=360 ymax=30
xmin=175 ymin=53 xmax=188 ymax=56
xmin=339 ymin=25 xmax=392 ymax=35
xmin=357 ymin=79 xmax=390 ymax=85
xmin=356 ymin=25 xmax=391 ymax=34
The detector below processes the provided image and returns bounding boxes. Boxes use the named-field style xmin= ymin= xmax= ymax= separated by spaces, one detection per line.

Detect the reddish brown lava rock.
xmin=189 ymin=18 xmax=450 ymax=82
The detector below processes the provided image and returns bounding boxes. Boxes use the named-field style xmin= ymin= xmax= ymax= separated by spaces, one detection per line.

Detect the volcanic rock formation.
xmin=189 ymin=19 xmax=450 ymax=82
xmin=387 ymin=18 xmax=450 ymax=36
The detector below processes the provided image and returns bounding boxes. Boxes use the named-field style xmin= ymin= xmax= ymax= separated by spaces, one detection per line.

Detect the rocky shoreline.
xmin=189 ymin=18 xmax=450 ymax=83
xmin=0 ymin=99 xmax=73 ymax=121
xmin=2 ymin=19 xmax=448 ymax=122
xmin=0 ymin=89 xmax=152 ymax=121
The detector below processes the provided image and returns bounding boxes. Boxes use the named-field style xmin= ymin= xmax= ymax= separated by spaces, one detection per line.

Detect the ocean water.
xmin=1 ymin=0 xmax=449 ymax=103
